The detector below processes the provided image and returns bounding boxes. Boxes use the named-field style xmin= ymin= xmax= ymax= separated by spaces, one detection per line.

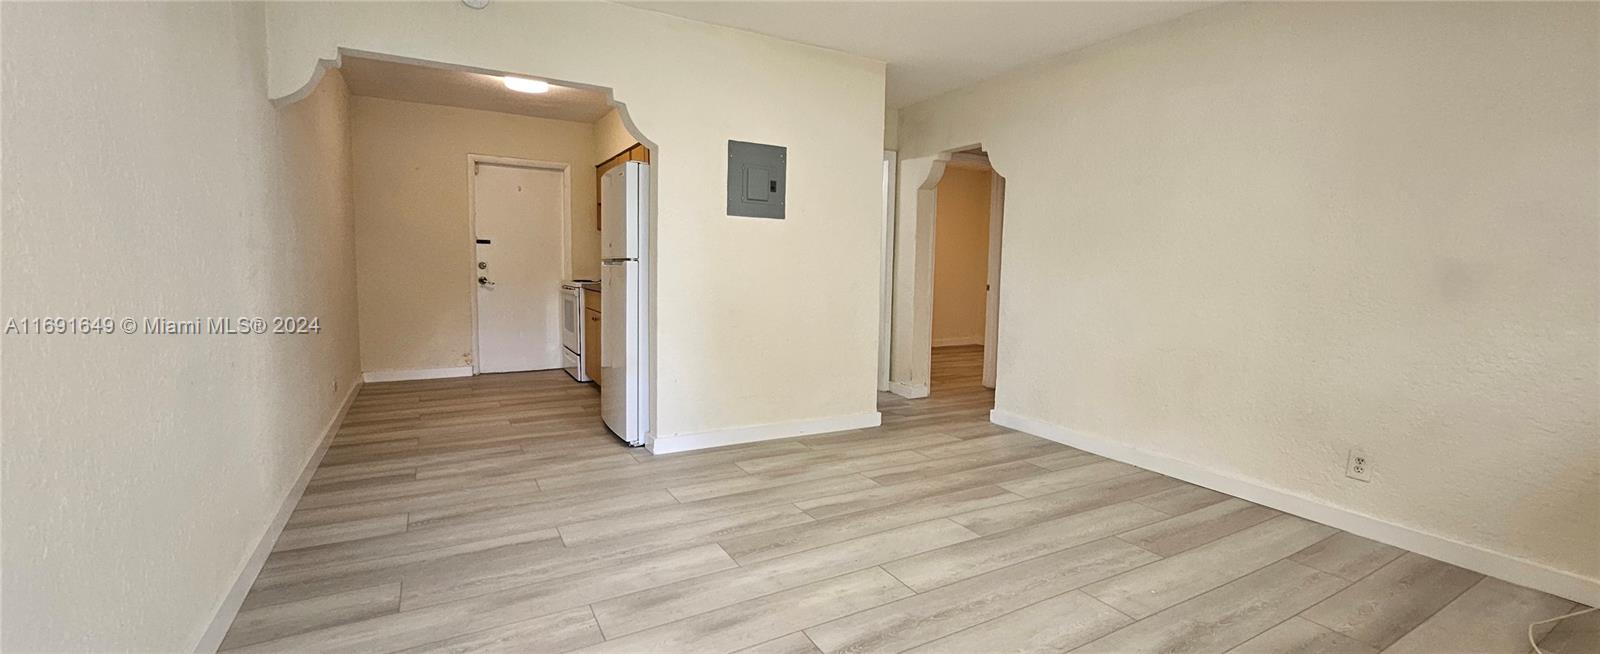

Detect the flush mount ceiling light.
xmin=503 ymin=76 xmax=550 ymax=94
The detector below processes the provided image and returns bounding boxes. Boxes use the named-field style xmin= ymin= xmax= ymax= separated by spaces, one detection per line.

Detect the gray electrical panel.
xmin=727 ymin=140 xmax=786 ymax=219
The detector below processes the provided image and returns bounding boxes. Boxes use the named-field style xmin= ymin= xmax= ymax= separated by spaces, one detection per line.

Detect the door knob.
xmin=478 ymin=276 xmax=495 ymax=288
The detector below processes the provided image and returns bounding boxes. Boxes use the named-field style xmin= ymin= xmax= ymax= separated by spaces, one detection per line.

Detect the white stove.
xmin=558 ymin=280 xmax=596 ymax=382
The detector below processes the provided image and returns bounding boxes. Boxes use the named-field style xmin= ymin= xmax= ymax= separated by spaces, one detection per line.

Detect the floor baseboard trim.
xmin=886 ymin=381 xmax=929 ymax=399
xmin=990 ymin=408 xmax=1600 ymax=607
xmin=932 ymin=336 xmax=983 ymax=347
xmin=361 ymin=366 xmax=473 ymax=383
xmin=194 ymin=378 xmax=363 ymax=653
xmin=649 ymin=411 xmax=883 ymax=455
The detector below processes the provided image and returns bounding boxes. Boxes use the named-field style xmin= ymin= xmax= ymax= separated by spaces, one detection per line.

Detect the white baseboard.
xmin=194 ymin=379 xmax=362 ymax=653
xmin=886 ymin=381 xmax=929 ymax=399
xmin=649 ymin=411 xmax=883 ymax=455
xmin=990 ymin=409 xmax=1600 ymax=607
xmin=361 ymin=366 xmax=473 ymax=383
xmin=933 ymin=336 xmax=983 ymax=347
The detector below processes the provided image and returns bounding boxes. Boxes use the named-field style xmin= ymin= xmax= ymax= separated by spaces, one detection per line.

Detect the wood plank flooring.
xmin=223 ymin=345 xmax=1591 ymax=653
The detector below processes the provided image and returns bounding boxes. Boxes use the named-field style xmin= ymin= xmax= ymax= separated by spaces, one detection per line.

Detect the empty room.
xmin=3 ymin=1 xmax=1595 ymax=653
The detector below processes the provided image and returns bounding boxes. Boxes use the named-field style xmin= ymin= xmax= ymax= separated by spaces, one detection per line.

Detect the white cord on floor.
xmin=1529 ymin=605 xmax=1597 ymax=654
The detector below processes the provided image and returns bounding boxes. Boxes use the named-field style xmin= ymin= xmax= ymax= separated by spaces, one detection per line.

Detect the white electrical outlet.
xmin=1346 ymin=448 xmax=1371 ymax=482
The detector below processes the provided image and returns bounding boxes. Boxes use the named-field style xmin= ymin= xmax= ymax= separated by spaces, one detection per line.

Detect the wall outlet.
xmin=1346 ymin=448 xmax=1371 ymax=482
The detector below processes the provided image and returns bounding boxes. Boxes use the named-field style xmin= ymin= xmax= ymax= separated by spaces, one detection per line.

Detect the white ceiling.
xmin=339 ymin=55 xmax=614 ymax=123
xmin=623 ymin=1 xmax=1214 ymax=108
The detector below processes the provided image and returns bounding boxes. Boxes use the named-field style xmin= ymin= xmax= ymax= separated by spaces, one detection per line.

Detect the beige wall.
xmin=884 ymin=107 xmax=899 ymax=151
xmin=1 ymin=3 xmax=362 ymax=650
xmin=350 ymin=96 xmax=598 ymax=373
xmin=931 ymin=165 xmax=991 ymax=346
xmin=269 ymin=2 xmax=887 ymax=446
xmin=898 ymin=2 xmax=1598 ymax=601
xmin=592 ymin=106 xmax=640 ymax=165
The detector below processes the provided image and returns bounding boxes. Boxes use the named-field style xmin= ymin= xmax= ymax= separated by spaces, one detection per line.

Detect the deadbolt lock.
xmin=478 ymin=261 xmax=488 ymax=270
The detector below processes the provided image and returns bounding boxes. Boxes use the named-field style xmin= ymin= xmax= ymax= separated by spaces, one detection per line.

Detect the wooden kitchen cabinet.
xmin=584 ymin=307 xmax=602 ymax=384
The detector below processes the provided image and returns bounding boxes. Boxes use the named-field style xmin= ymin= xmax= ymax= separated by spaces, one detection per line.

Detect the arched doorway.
xmin=887 ymin=146 xmax=1005 ymax=400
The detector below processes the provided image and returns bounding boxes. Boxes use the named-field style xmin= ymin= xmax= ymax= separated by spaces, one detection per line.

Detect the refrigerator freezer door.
xmin=600 ymin=260 xmax=640 ymax=444
xmin=600 ymin=163 xmax=639 ymax=260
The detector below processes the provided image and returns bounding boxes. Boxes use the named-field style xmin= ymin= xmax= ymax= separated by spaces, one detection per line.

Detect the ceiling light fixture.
xmin=503 ymin=76 xmax=550 ymax=94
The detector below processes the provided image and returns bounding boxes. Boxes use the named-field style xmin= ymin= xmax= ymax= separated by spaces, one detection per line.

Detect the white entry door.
xmin=473 ymin=162 xmax=565 ymax=374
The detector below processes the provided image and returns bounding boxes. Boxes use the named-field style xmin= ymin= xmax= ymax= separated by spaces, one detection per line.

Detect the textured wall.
xmin=349 ymin=96 xmax=598 ymax=373
xmin=884 ymin=107 xmax=900 ymax=151
xmin=1 ymin=3 xmax=361 ymax=650
xmin=899 ymin=2 xmax=1598 ymax=592
xmin=268 ymin=1 xmax=887 ymax=444
xmin=932 ymin=166 xmax=991 ymax=346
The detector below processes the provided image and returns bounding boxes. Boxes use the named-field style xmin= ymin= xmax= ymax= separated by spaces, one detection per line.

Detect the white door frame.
xmin=878 ymin=150 xmax=898 ymax=391
xmin=466 ymin=154 xmax=572 ymax=375
xmin=982 ymin=173 xmax=1005 ymax=388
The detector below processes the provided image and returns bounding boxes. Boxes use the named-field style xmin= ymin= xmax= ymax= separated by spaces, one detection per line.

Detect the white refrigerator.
xmin=600 ymin=161 xmax=649 ymax=446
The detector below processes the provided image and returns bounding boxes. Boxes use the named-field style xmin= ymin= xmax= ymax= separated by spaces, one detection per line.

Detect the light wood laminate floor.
xmin=223 ymin=346 xmax=1593 ymax=653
